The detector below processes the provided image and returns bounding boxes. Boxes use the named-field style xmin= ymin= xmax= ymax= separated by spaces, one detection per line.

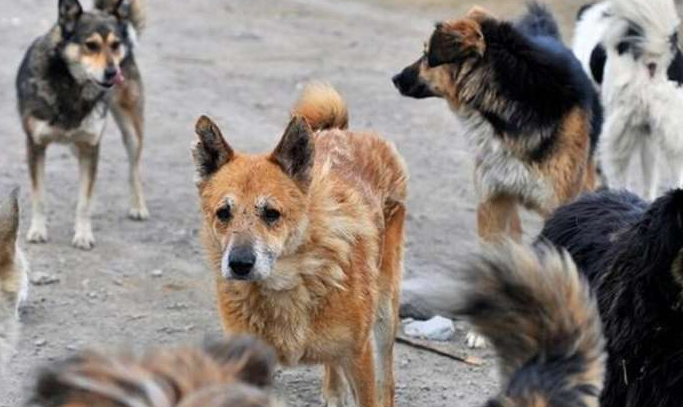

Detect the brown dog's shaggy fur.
xmin=30 ymin=335 xmax=279 ymax=407
xmin=193 ymin=83 xmax=408 ymax=407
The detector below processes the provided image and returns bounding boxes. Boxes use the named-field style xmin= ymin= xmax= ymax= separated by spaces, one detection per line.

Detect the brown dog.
xmin=193 ymin=83 xmax=408 ymax=407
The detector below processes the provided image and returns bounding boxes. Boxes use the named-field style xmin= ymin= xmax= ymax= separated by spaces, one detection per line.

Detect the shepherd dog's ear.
xmin=466 ymin=5 xmax=495 ymax=22
xmin=193 ymin=116 xmax=235 ymax=186
xmin=58 ymin=0 xmax=83 ymax=35
xmin=428 ymin=19 xmax=486 ymax=67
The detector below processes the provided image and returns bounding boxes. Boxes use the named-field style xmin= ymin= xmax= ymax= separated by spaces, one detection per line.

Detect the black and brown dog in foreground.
xmin=393 ymin=3 xmax=602 ymax=244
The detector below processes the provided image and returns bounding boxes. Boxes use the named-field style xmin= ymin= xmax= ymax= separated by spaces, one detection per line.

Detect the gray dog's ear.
xmin=193 ymin=116 xmax=234 ymax=185
xmin=113 ymin=0 xmax=131 ymax=22
xmin=0 ymin=188 xmax=20 ymax=258
xmin=270 ymin=116 xmax=315 ymax=192
xmin=58 ymin=0 xmax=83 ymax=35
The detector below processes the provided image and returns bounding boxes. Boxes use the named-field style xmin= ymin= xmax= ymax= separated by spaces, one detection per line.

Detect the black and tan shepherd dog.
xmin=393 ymin=3 xmax=603 ymax=244
xmin=432 ymin=242 xmax=605 ymax=407
xmin=540 ymin=188 xmax=683 ymax=407
xmin=16 ymin=0 xmax=148 ymax=250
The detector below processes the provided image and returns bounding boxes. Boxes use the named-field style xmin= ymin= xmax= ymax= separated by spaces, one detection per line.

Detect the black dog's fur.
xmin=540 ymin=188 xmax=683 ymax=407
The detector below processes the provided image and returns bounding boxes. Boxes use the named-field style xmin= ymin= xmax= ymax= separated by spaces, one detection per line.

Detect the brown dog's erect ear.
xmin=428 ymin=20 xmax=486 ymax=67
xmin=204 ymin=335 xmax=277 ymax=388
xmin=0 ymin=188 xmax=19 ymax=259
xmin=193 ymin=116 xmax=234 ymax=184
xmin=58 ymin=0 xmax=83 ymax=35
xmin=270 ymin=116 xmax=315 ymax=192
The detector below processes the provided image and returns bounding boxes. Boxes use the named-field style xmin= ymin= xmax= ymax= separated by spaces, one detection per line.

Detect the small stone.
xmin=403 ymin=315 xmax=455 ymax=341
xmin=151 ymin=269 xmax=164 ymax=278
xmin=30 ymin=272 xmax=60 ymax=286
xmin=34 ymin=339 xmax=47 ymax=348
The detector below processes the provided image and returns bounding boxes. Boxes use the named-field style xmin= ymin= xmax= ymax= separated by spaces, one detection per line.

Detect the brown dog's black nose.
xmin=229 ymin=247 xmax=256 ymax=277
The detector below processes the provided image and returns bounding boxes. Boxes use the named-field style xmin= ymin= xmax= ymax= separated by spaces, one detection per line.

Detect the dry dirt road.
xmin=0 ymin=0 xmax=611 ymax=405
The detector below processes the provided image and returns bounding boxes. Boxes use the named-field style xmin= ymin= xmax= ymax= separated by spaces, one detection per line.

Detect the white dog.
xmin=573 ymin=0 xmax=683 ymax=200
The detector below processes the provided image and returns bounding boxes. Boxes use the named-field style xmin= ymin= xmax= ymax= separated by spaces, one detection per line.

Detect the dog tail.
xmin=516 ymin=2 xmax=562 ymax=40
xmin=95 ymin=0 xmax=147 ymax=35
xmin=291 ymin=82 xmax=349 ymax=131
xmin=455 ymin=242 xmax=606 ymax=407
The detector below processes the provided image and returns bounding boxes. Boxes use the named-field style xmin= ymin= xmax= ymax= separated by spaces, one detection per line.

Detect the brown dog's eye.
xmin=262 ymin=208 xmax=281 ymax=224
xmin=216 ymin=207 xmax=232 ymax=222
xmin=85 ymin=41 xmax=100 ymax=52
xmin=110 ymin=41 xmax=121 ymax=52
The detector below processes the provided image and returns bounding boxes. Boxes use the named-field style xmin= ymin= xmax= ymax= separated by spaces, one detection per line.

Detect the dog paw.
xmin=466 ymin=331 xmax=488 ymax=349
xmin=27 ymin=225 xmax=48 ymax=243
xmin=72 ymin=231 xmax=95 ymax=251
xmin=128 ymin=206 xmax=149 ymax=221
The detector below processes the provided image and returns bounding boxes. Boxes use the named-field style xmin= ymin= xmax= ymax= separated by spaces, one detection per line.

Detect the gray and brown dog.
xmin=16 ymin=0 xmax=148 ymax=250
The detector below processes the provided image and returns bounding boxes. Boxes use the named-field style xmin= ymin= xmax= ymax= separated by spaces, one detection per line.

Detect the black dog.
xmin=540 ymin=188 xmax=683 ymax=407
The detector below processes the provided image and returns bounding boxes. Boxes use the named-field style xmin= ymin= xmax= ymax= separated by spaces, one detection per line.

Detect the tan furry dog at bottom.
xmin=29 ymin=335 xmax=280 ymax=407
xmin=193 ymin=83 xmax=408 ymax=407
xmin=0 ymin=188 xmax=29 ymax=371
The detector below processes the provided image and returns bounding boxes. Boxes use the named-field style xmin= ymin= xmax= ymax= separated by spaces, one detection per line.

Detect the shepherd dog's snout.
xmin=391 ymin=67 xmax=415 ymax=95
xmin=227 ymin=245 xmax=256 ymax=279
xmin=392 ymin=63 xmax=435 ymax=99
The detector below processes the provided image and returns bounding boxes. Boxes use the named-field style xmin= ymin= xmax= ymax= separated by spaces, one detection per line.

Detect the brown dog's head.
xmin=192 ymin=116 xmax=314 ymax=284
xmin=392 ymin=6 xmax=492 ymax=103
xmin=58 ymin=0 xmax=136 ymax=88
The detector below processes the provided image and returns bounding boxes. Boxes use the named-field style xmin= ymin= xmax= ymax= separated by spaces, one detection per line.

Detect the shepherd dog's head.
xmin=57 ymin=0 xmax=137 ymax=88
xmin=30 ymin=335 xmax=279 ymax=407
xmin=392 ymin=6 xmax=493 ymax=106
xmin=192 ymin=115 xmax=314 ymax=286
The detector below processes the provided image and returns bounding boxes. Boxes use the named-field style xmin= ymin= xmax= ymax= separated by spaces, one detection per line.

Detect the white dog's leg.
xmin=665 ymin=150 xmax=683 ymax=191
xmin=640 ymin=140 xmax=660 ymax=201
xmin=466 ymin=330 xmax=489 ymax=349
xmin=601 ymin=112 xmax=635 ymax=190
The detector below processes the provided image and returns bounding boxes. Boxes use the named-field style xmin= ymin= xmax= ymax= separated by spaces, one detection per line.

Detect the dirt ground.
xmin=0 ymin=0 xmax=624 ymax=405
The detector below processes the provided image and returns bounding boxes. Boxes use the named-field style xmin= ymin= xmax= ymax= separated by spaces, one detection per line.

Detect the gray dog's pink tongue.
xmin=114 ymin=70 xmax=125 ymax=85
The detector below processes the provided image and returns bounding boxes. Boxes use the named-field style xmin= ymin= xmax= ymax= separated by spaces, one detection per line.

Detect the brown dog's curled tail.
xmin=95 ymin=0 xmax=147 ymax=35
xmin=456 ymin=242 xmax=606 ymax=407
xmin=291 ymin=82 xmax=349 ymax=131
